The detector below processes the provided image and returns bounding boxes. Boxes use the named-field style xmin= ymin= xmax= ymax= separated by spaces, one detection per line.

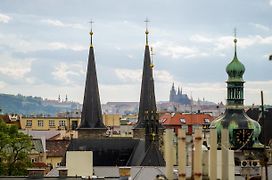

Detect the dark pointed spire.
xmin=78 ymin=27 xmax=106 ymax=130
xmin=134 ymin=26 xmax=156 ymax=129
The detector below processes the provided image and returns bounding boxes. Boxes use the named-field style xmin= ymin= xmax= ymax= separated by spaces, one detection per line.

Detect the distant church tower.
xmin=211 ymin=32 xmax=262 ymax=149
xmin=169 ymin=83 xmax=190 ymax=105
xmin=169 ymin=83 xmax=176 ymax=102
xmin=77 ymin=24 xmax=107 ymax=138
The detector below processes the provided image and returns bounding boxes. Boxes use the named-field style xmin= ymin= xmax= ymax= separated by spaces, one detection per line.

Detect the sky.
xmin=0 ymin=0 xmax=272 ymax=105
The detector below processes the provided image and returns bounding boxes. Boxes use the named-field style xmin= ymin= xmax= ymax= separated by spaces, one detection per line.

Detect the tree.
xmin=0 ymin=119 xmax=32 ymax=176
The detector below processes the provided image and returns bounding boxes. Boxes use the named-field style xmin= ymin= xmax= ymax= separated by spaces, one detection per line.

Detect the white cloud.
xmin=190 ymin=34 xmax=213 ymax=43
xmin=115 ymin=68 xmax=142 ymax=82
xmin=0 ymin=33 xmax=86 ymax=52
xmin=188 ymin=33 xmax=272 ymax=52
xmin=249 ymin=23 xmax=270 ymax=31
xmin=48 ymin=42 xmax=86 ymax=51
xmin=0 ymin=54 xmax=33 ymax=79
xmin=153 ymin=41 xmax=201 ymax=59
xmin=0 ymin=81 xmax=7 ymax=89
xmin=114 ymin=68 xmax=174 ymax=83
xmin=51 ymin=62 xmax=85 ymax=84
xmin=154 ymin=70 xmax=174 ymax=83
xmin=41 ymin=19 xmax=85 ymax=29
xmin=270 ymin=0 xmax=272 ymax=6
xmin=0 ymin=13 xmax=11 ymax=23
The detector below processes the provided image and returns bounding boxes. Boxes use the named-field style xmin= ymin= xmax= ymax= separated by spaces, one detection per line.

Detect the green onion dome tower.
xmin=210 ymin=35 xmax=263 ymax=149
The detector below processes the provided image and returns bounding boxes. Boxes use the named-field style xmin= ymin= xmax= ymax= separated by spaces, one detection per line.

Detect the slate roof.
xmin=20 ymin=130 xmax=60 ymax=140
xmin=65 ymin=137 xmax=165 ymax=167
xmin=46 ymin=139 xmax=70 ymax=157
xmin=31 ymin=139 xmax=44 ymax=153
xmin=246 ymin=107 xmax=272 ymax=145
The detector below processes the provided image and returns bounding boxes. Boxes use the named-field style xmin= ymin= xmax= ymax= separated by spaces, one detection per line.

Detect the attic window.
xmin=204 ymin=119 xmax=210 ymax=123
xmin=180 ymin=118 xmax=186 ymax=123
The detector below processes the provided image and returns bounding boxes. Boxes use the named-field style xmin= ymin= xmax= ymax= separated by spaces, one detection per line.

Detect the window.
xmin=31 ymin=158 xmax=36 ymax=163
xmin=49 ymin=120 xmax=55 ymax=127
xmin=38 ymin=120 xmax=44 ymax=127
xmin=26 ymin=120 xmax=32 ymax=127
xmin=59 ymin=120 xmax=66 ymax=127
xmin=204 ymin=118 xmax=210 ymax=123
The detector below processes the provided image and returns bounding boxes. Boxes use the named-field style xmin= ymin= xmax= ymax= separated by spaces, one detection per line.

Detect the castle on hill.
xmin=169 ymin=83 xmax=191 ymax=105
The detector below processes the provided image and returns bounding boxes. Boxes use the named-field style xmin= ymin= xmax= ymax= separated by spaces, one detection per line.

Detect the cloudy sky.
xmin=0 ymin=0 xmax=272 ymax=105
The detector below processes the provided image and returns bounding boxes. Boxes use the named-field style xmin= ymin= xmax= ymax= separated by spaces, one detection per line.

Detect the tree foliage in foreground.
xmin=0 ymin=120 xmax=32 ymax=176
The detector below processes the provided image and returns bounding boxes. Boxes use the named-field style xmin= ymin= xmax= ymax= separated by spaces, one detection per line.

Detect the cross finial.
xmin=144 ymin=18 xmax=150 ymax=45
xmin=144 ymin=18 xmax=149 ymax=32
xmin=89 ymin=20 xmax=94 ymax=47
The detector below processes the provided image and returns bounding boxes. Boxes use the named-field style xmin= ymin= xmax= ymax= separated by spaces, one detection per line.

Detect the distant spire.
xmin=58 ymin=94 xmax=61 ymax=102
xmin=65 ymin=94 xmax=68 ymax=102
xmin=144 ymin=18 xmax=149 ymax=46
xmin=89 ymin=20 xmax=94 ymax=47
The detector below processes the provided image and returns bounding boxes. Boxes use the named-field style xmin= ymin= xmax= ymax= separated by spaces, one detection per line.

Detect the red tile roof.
xmin=160 ymin=112 xmax=214 ymax=126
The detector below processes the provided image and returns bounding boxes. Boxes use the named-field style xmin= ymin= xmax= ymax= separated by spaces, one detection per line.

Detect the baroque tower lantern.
xmin=211 ymin=34 xmax=262 ymax=149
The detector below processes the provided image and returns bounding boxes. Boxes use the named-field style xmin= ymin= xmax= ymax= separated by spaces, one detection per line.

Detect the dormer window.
xmin=204 ymin=118 xmax=210 ymax=123
xmin=180 ymin=118 xmax=186 ymax=123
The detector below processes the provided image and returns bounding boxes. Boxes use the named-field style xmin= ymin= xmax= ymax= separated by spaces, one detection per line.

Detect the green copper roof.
xmin=226 ymin=39 xmax=245 ymax=82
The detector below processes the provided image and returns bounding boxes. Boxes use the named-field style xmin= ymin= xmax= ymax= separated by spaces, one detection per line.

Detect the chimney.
xmin=58 ymin=167 xmax=68 ymax=178
xmin=27 ymin=168 xmax=45 ymax=178
xmin=193 ymin=128 xmax=202 ymax=180
xmin=178 ymin=128 xmax=186 ymax=180
xmin=119 ymin=167 xmax=131 ymax=180
xmin=164 ymin=129 xmax=174 ymax=180
xmin=209 ymin=128 xmax=217 ymax=180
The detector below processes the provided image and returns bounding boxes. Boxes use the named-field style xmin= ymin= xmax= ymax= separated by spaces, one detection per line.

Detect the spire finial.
xmin=150 ymin=47 xmax=154 ymax=68
xmin=234 ymin=28 xmax=237 ymax=56
xmin=144 ymin=18 xmax=149 ymax=46
xmin=89 ymin=20 xmax=94 ymax=47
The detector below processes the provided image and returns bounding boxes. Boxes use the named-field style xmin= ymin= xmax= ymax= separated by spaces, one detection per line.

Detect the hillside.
xmin=0 ymin=93 xmax=81 ymax=116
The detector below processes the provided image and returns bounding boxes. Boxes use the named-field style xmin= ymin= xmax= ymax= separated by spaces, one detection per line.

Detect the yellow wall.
xmin=20 ymin=117 xmax=80 ymax=131
xmin=46 ymin=157 xmax=63 ymax=168
xmin=20 ymin=114 xmax=122 ymax=130
xmin=103 ymin=114 xmax=121 ymax=127
xmin=66 ymin=151 xmax=93 ymax=176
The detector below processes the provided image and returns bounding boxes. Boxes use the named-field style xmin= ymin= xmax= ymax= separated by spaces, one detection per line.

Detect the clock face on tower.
xmin=233 ymin=129 xmax=254 ymax=149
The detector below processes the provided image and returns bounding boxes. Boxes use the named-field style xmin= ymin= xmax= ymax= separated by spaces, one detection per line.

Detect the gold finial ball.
xmin=150 ymin=64 xmax=154 ymax=68
xmin=234 ymin=38 xmax=237 ymax=43
xmin=89 ymin=31 xmax=93 ymax=36
xmin=145 ymin=30 xmax=149 ymax=34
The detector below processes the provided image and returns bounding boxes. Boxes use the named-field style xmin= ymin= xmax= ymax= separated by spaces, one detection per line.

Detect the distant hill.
xmin=0 ymin=93 xmax=81 ymax=116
